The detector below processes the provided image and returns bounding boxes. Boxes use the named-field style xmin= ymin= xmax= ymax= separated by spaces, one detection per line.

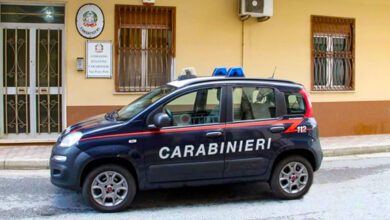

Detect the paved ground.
xmin=0 ymin=153 xmax=389 ymax=219
xmin=1 ymin=134 xmax=390 ymax=169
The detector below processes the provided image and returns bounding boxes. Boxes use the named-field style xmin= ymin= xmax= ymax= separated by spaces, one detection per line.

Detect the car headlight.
xmin=59 ymin=132 xmax=83 ymax=147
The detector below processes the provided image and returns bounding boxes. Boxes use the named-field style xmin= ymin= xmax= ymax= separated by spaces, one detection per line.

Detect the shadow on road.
xmin=130 ymin=182 xmax=275 ymax=211
xmin=46 ymin=181 xmax=276 ymax=216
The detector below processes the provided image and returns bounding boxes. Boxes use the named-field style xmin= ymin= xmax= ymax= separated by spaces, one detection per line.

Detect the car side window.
xmin=233 ymin=87 xmax=276 ymax=121
xmin=162 ymin=88 xmax=221 ymax=126
xmin=285 ymin=93 xmax=306 ymax=115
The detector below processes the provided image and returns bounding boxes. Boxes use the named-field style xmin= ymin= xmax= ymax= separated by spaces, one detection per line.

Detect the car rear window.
xmin=285 ymin=93 xmax=306 ymax=115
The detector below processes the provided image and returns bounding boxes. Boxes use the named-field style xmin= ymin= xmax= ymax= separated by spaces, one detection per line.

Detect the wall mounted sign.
xmin=76 ymin=4 xmax=104 ymax=39
xmin=86 ymin=41 xmax=112 ymax=78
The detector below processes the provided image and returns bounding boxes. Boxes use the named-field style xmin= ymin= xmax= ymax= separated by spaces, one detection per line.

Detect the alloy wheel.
xmin=279 ymin=162 xmax=308 ymax=194
xmin=91 ymin=171 xmax=129 ymax=207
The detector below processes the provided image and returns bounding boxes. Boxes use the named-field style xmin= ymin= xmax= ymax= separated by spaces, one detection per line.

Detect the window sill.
xmin=310 ymin=90 xmax=355 ymax=94
xmin=113 ymin=91 xmax=148 ymax=95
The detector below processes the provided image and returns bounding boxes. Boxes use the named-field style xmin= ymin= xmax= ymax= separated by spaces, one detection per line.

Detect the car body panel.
xmin=50 ymin=77 xmax=323 ymax=191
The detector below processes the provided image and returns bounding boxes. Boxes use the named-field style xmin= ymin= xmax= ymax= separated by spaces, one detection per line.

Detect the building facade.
xmin=1 ymin=0 xmax=390 ymax=140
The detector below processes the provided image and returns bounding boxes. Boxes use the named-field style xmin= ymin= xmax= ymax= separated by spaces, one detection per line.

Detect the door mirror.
xmin=148 ymin=113 xmax=171 ymax=130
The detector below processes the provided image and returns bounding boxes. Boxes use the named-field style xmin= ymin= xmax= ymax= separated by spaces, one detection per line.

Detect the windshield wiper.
xmin=112 ymin=110 xmax=119 ymax=121
xmin=105 ymin=110 xmax=119 ymax=121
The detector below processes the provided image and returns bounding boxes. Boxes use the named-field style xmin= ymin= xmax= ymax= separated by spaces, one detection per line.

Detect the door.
xmin=0 ymin=4 xmax=65 ymax=138
xmin=144 ymin=86 xmax=226 ymax=183
xmin=224 ymin=85 xmax=282 ymax=178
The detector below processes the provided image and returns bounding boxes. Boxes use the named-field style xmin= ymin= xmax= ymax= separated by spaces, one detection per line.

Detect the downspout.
xmin=240 ymin=16 xmax=271 ymax=68
xmin=241 ymin=15 xmax=250 ymax=68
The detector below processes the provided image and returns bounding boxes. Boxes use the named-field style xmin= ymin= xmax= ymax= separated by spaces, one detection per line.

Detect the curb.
xmin=1 ymin=159 xmax=49 ymax=170
xmin=322 ymin=145 xmax=390 ymax=157
xmin=1 ymin=145 xmax=390 ymax=170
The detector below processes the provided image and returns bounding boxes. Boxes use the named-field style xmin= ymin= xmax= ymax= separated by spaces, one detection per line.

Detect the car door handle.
xmin=270 ymin=126 xmax=285 ymax=133
xmin=205 ymin=131 xmax=223 ymax=138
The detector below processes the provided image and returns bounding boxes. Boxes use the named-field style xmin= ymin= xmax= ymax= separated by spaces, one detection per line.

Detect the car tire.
xmin=82 ymin=164 xmax=136 ymax=212
xmin=270 ymin=155 xmax=313 ymax=200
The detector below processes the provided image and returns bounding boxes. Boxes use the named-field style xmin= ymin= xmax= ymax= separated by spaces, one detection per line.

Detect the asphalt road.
xmin=0 ymin=153 xmax=390 ymax=220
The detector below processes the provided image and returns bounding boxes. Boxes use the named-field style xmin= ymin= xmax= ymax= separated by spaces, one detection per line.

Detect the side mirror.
xmin=148 ymin=113 xmax=171 ymax=130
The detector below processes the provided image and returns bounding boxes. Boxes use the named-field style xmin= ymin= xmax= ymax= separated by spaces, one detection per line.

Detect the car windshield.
xmin=114 ymin=86 xmax=176 ymax=121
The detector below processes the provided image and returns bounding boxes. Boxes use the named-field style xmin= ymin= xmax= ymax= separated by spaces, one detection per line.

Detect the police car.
xmin=50 ymin=67 xmax=322 ymax=212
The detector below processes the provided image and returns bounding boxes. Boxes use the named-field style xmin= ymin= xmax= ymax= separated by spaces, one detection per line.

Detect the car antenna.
xmin=270 ymin=66 xmax=277 ymax=79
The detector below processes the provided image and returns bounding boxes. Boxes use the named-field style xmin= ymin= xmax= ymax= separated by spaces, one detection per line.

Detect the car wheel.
xmin=270 ymin=155 xmax=313 ymax=199
xmin=82 ymin=164 xmax=136 ymax=212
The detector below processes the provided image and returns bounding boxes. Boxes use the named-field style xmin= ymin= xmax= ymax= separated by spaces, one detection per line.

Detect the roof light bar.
xmin=212 ymin=67 xmax=245 ymax=77
xmin=212 ymin=67 xmax=228 ymax=76
xmin=227 ymin=67 xmax=245 ymax=77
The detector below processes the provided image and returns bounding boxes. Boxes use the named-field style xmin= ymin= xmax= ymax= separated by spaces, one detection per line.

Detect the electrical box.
xmin=76 ymin=57 xmax=84 ymax=71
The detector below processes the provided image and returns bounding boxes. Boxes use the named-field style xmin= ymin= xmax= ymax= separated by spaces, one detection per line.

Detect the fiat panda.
xmin=50 ymin=68 xmax=322 ymax=212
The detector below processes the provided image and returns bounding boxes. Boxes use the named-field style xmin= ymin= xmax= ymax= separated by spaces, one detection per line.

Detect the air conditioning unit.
xmin=239 ymin=0 xmax=273 ymax=18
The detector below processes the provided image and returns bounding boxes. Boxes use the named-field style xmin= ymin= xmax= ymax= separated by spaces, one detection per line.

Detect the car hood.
xmin=64 ymin=113 xmax=123 ymax=136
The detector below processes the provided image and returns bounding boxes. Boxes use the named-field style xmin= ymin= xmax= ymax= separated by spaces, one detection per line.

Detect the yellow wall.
xmin=64 ymin=0 xmax=242 ymax=106
xmin=12 ymin=0 xmax=390 ymax=106
xmin=243 ymin=0 xmax=390 ymax=102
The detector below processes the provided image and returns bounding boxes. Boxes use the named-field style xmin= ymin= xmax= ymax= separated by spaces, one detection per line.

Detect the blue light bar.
xmin=212 ymin=67 xmax=228 ymax=76
xmin=227 ymin=67 xmax=245 ymax=77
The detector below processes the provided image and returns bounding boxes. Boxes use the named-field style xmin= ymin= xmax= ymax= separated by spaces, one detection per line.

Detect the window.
xmin=232 ymin=87 xmax=275 ymax=121
xmin=0 ymin=4 xmax=65 ymax=24
xmin=163 ymin=88 xmax=221 ymax=126
xmin=115 ymin=86 xmax=176 ymax=121
xmin=115 ymin=5 xmax=176 ymax=92
xmin=311 ymin=16 xmax=355 ymax=91
xmin=285 ymin=93 xmax=306 ymax=115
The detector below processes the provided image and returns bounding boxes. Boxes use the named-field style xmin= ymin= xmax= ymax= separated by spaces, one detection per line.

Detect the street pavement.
xmin=0 ymin=153 xmax=389 ymax=220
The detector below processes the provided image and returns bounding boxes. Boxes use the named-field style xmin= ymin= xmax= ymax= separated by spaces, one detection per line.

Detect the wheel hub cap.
xmin=291 ymin=175 xmax=296 ymax=182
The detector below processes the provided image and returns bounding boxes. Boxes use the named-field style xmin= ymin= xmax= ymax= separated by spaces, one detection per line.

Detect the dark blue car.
xmin=50 ymin=72 xmax=322 ymax=212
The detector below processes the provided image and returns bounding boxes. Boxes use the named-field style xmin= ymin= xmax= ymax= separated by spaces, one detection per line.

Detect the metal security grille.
xmin=115 ymin=5 xmax=176 ymax=92
xmin=311 ymin=16 xmax=355 ymax=91
xmin=36 ymin=29 xmax=62 ymax=134
xmin=3 ymin=29 xmax=30 ymax=134
xmin=2 ymin=28 xmax=62 ymax=135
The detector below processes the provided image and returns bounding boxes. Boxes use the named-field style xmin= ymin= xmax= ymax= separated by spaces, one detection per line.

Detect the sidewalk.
xmin=1 ymin=134 xmax=390 ymax=170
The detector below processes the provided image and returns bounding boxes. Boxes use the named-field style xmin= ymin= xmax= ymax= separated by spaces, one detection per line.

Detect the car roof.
xmin=167 ymin=76 xmax=302 ymax=89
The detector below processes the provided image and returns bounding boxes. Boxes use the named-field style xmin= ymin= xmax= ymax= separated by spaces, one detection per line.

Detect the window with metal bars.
xmin=311 ymin=16 xmax=355 ymax=91
xmin=115 ymin=5 xmax=175 ymax=92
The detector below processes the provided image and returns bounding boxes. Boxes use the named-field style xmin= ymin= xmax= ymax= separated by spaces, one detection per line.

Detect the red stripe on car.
xmin=80 ymin=119 xmax=305 ymax=142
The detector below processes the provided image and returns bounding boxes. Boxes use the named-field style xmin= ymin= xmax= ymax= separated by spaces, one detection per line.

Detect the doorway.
xmin=0 ymin=3 xmax=65 ymax=139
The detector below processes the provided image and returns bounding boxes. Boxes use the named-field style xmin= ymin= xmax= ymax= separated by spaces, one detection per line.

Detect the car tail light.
xmin=299 ymin=88 xmax=313 ymax=118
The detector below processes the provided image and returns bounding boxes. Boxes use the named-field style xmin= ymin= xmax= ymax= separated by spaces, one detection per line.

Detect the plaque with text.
xmin=86 ymin=41 xmax=112 ymax=78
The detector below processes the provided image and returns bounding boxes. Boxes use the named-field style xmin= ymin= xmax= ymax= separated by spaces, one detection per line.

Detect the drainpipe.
xmin=240 ymin=16 xmax=271 ymax=68
xmin=241 ymin=15 xmax=250 ymax=68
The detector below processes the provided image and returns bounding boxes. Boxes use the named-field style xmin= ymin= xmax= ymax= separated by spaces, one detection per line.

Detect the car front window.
xmin=115 ymin=86 xmax=176 ymax=121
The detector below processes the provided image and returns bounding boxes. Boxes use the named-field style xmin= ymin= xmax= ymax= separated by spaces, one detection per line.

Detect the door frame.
xmin=144 ymin=84 xmax=228 ymax=182
xmin=0 ymin=21 xmax=66 ymax=139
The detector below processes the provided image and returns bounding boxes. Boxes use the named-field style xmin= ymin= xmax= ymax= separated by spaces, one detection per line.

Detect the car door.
xmin=224 ymin=84 xmax=285 ymax=178
xmin=144 ymin=85 xmax=227 ymax=183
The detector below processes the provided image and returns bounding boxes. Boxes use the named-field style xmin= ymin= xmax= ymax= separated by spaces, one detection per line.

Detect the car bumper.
xmin=312 ymin=140 xmax=323 ymax=171
xmin=50 ymin=145 xmax=82 ymax=191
